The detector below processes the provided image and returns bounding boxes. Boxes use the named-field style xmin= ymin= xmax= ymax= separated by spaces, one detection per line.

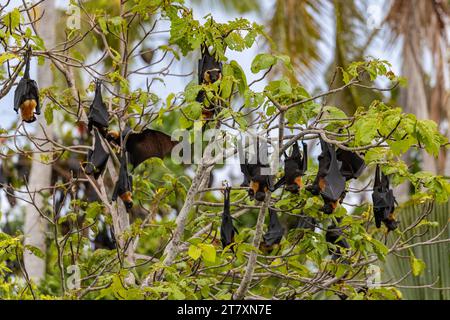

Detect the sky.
xmin=0 ymin=0 xmax=400 ymax=129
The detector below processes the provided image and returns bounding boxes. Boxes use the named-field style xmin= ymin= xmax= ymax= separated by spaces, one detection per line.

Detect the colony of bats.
xmin=1 ymin=46 xmax=399 ymax=258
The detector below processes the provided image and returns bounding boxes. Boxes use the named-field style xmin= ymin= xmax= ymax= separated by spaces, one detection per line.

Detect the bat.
xmin=273 ymin=141 xmax=307 ymax=193
xmin=336 ymin=148 xmax=366 ymax=180
xmin=220 ymin=186 xmax=238 ymax=251
xmin=295 ymin=215 xmax=316 ymax=231
xmin=107 ymin=127 xmax=177 ymax=168
xmin=84 ymin=129 xmax=110 ymax=179
xmin=240 ymin=140 xmax=274 ymax=201
xmin=14 ymin=50 xmax=40 ymax=123
xmin=196 ymin=45 xmax=223 ymax=122
xmin=306 ymin=138 xmax=346 ymax=214
xmin=260 ymin=209 xmax=285 ymax=253
xmin=325 ymin=222 xmax=349 ymax=260
xmin=372 ymin=165 xmax=398 ymax=232
xmin=112 ymin=153 xmax=133 ymax=210
xmin=93 ymin=225 xmax=116 ymax=250
xmin=87 ymin=80 xmax=109 ymax=134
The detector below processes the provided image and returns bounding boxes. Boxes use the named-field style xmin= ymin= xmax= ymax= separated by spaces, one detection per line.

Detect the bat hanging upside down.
xmin=196 ymin=44 xmax=223 ymax=122
xmin=112 ymin=153 xmax=133 ymax=210
xmin=306 ymin=138 xmax=347 ymax=215
xmin=220 ymin=186 xmax=238 ymax=251
xmin=240 ymin=140 xmax=274 ymax=202
xmin=14 ymin=51 xmax=40 ymax=123
xmin=372 ymin=165 xmax=399 ymax=232
xmin=272 ymin=141 xmax=308 ymax=194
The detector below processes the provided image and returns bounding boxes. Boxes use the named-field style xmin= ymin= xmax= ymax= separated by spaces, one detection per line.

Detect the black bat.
xmin=273 ymin=141 xmax=307 ymax=193
xmin=220 ymin=186 xmax=238 ymax=251
xmin=84 ymin=129 xmax=109 ymax=179
xmin=372 ymin=165 xmax=398 ymax=232
xmin=196 ymin=45 xmax=223 ymax=121
xmin=240 ymin=140 xmax=274 ymax=202
xmin=336 ymin=148 xmax=366 ymax=180
xmin=325 ymin=222 xmax=349 ymax=260
xmin=307 ymin=138 xmax=346 ymax=214
xmin=295 ymin=215 xmax=316 ymax=231
xmin=93 ymin=225 xmax=116 ymax=250
xmin=107 ymin=127 xmax=177 ymax=168
xmin=260 ymin=209 xmax=285 ymax=253
xmin=112 ymin=153 xmax=133 ymax=210
xmin=87 ymin=80 xmax=109 ymax=134
xmin=14 ymin=50 xmax=40 ymax=123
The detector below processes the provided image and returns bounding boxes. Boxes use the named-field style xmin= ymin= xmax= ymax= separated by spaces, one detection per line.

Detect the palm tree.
xmin=386 ymin=0 xmax=449 ymax=175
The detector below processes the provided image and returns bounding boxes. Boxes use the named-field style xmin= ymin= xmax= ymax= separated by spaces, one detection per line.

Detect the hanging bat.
xmin=306 ymin=138 xmax=346 ymax=214
xmin=112 ymin=153 xmax=133 ymax=210
xmin=295 ymin=215 xmax=316 ymax=231
xmin=372 ymin=165 xmax=398 ymax=232
xmin=93 ymin=225 xmax=116 ymax=250
xmin=14 ymin=50 xmax=40 ymax=123
xmin=240 ymin=140 xmax=274 ymax=202
xmin=336 ymin=148 xmax=366 ymax=180
xmin=196 ymin=45 xmax=223 ymax=121
xmin=325 ymin=222 xmax=349 ymax=260
xmin=220 ymin=186 xmax=238 ymax=251
xmin=107 ymin=127 xmax=177 ymax=169
xmin=260 ymin=209 xmax=285 ymax=253
xmin=84 ymin=129 xmax=110 ymax=179
xmin=87 ymin=80 xmax=109 ymax=134
xmin=273 ymin=141 xmax=308 ymax=193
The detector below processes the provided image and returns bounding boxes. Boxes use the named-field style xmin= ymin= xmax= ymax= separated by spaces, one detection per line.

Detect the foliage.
xmin=0 ymin=0 xmax=449 ymax=300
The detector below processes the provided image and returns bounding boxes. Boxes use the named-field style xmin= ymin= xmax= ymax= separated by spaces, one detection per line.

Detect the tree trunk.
xmin=23 ymin=0 xmax=56 ymax=283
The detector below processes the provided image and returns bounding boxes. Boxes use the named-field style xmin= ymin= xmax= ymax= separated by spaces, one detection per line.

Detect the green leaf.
xmin=44 ymin=106 xmax=53 ymax=125
xmin=251 ymin=53 xmax=277 ymax=73
xmin=199 ymin=243 xmax=216 ymax=263
xmin=410 ymin=256 xmax=426 ymax=276
xmin=188 ymin=244 xmax=202 ymax=260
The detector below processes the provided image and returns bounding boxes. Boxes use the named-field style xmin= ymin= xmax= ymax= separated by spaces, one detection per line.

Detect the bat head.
xmin=204 ymin=68 xmax=222 ymax=83
xmin=120 ymin=191 xmax=133 ymax=210
xmin=249 ymin=172 xmax=272 ymax=201
xmin=199 ymin=46 xmax=223 ymax=84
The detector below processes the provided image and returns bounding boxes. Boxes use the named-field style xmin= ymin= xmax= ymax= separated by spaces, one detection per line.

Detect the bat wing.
xmin=13 ymin=78 xmax=27 ymax=112
xmin=321 ymin=147 xmax=346 ymax=201
xmin=198 ymin=56 xmax=205 ymax=84
xmin=325 ymin=224 xmax=349 ymax=259
xmin=85 ymin=130 xmax=109 ymax=179
xmin=336 ymin=149 xmax=366 ymax=180
xmin=301 ymin=142 xmax=308 ymax=172
xmin=221 ymin=187 xmax=236 ymax=249
xmin=126 ymin=129 xmax=178 ymax=168
xmin=262 ymin=209 xmax=284 ymax=246
xmin=272 ymin=175 xmax=286 ymax=191
xmin=88 ymin=82 xmax=109 ymax=130
xmin=112 ymin=154 xmax=132 ymax=201
xmin=28 ymin=79 xmax=40 ymax=114
xmin=296 ymin=215 xmax=316 ymax=231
